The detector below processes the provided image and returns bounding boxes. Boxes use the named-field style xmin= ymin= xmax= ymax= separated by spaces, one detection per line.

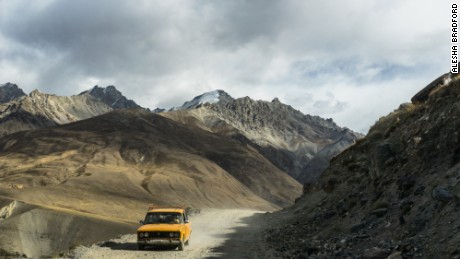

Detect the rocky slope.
xmin=0 ymin=108 xmax=302 ymax=257
xmin=162 ymin=91 xmax=362 ymax=183
xmin=80 ymin=85 xmax=140 ymax=109
xmin=0 ymin=90 xmax=112 ymax=136
xmin=265 ymin=72 xmax=460 ymax=258
xmin=0 ymin=83 xmax=26 ymax=103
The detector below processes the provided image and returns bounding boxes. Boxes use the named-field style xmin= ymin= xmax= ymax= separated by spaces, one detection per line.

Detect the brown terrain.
xmin=3 ymin=74 xmax=454 ymax=259
xmin=263 ymin=72 xmax=460 ymax=258
xmin=0 ymin=109 xmax=302 ymax=258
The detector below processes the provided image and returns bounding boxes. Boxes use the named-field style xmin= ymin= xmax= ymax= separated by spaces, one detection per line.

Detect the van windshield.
xmin=144 ymin=212 xmax=183 ymax=224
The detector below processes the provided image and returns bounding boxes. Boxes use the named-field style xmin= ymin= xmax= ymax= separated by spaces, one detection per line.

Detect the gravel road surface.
xmin=69 ymin=209 xmax=277 ymax=259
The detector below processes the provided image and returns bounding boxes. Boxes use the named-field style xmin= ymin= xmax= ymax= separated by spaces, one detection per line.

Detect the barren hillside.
xmin=0 ymin=109 xmax=302 ymax=257
xmin=265 ymin=72 xmax=460 ymax=258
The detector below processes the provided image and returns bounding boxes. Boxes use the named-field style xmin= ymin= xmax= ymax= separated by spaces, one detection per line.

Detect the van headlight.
xmin=139 ymin=232 xmax=144 ymax=238
xmin=174 ymin=232 xmax=180 ymax=238
xmin=145 ymin=232 xmax=149 ymax=237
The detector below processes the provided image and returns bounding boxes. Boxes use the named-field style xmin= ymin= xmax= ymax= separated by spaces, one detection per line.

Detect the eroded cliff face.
xmin=162 ymin=91 xmax=362 ymax=183
xmin=265 ymin=73 xmax=460 ymax=258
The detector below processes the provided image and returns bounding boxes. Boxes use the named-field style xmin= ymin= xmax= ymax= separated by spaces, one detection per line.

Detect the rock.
xmin=399 ymin=215 xmax=405 ymax=225
xmin=370 ymin=208 xmax=388 ymax=217
xmin=411 ymin=72 xmax=451 ymax=103
xmin=322 ymin=210 xmax=337 ymax=219
xmin=387 ymin=252 xmax=403 ymax=259
xmin=432 ymin=186 xmax=455 ymax=202
xmin=302 ymin=244 xmax=320 ymax=255
xmin=400 ymin=199 xmax=413 ymax=215
xmin=414 ymin=186 xmax=425 ymax=195
xmin=362 ymin=247 xmax=390 ymax=259
xmin=351 ymin=222 xmax=366 ymax=233
xmin=375 ymin=144 xmax=394 ymax=174
xmin=409 ymin=217 xmax=427 ymax=233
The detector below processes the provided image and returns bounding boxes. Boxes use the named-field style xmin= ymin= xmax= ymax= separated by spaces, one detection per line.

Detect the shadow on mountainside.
xmin=205 ymin=212 xmax=279 ymax=259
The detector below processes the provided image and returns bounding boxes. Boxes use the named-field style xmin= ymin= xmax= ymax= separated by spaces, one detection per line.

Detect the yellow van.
xmin=137 ymin=206 xmax=192 ymax=251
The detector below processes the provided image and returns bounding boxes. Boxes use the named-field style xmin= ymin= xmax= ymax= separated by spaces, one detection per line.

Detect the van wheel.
xmin=178 ymin=241 xmax=185 ymax=251
xmin=185 ymin=238 xmax=190 ymax=246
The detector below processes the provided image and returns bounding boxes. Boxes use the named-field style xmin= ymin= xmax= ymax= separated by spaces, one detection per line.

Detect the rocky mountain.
xmin=80 ymin=85 xmax=140 ymax=109
xmin=0 ymin=108 xmax=302 ymax=257
xmin=0 ymin=90 xmax=113 ymax=136
xmin=0 ymin=83 xmax=26 ymax=103
xmin=265 ymin=72 xmax=460 ymax=258
xmin=162 ymin=90 xmax=363 ymax=183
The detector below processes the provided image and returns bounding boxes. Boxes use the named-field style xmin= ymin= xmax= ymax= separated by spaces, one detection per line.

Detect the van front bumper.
xmin=138 ymin=238 xmax=181 ymax=246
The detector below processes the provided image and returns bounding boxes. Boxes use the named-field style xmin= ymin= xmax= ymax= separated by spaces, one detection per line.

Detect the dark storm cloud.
xmin=2 ymin=0 xmax=178 ymax=77
xmin=0 ymin=0 xmax=449 ymax=132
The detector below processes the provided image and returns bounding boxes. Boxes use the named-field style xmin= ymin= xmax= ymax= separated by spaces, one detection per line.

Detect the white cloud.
xmin=0 ymin=0 xmax=450 ymax=132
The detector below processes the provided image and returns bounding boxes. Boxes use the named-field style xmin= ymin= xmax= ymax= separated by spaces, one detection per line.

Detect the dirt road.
xmin=69 ymin=209 xmax=278 ymax=259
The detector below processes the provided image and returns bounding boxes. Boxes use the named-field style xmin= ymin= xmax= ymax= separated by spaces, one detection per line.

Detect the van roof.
xmin=148 ymin=208 xmax=185 ymax=213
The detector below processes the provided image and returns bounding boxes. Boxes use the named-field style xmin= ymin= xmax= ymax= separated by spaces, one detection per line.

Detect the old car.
xmin=137 ymin=205 xmax=192 ymax=251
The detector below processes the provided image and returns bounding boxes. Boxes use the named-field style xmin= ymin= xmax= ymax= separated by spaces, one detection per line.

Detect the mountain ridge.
xmin=161 ymin=90 xmax=363 ymax=183
xmin=0 ymin=84 xmax=142 ymax=136
xmin=0 ymin=90 xmax=113 ymax=136
xmin=0 ymin=82 xmax=362 ymax=183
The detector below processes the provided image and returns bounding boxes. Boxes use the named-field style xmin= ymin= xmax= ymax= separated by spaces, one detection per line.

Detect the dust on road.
xmin=69 ymin=209 xmax=274 ymax=259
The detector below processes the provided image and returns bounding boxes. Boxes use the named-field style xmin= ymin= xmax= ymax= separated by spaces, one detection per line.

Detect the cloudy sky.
xmin=0 ymin=0 xmax=450 ymax=133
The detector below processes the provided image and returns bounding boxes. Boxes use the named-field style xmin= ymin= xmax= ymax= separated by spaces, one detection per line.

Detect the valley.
xmin=0 ymin=72 xmax=458 ymax=258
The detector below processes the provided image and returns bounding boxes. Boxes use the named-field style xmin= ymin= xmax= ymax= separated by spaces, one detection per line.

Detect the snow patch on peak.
xmin=173 ymin=90 xmax=233 ymax=111
xmin=194 ymin=90 xmax=220 ymax=104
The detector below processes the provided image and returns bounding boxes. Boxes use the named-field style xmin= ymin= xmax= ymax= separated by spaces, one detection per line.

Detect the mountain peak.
xmin=29 ymin=89 xmax=45 ymax=96
xmin=0 ymin=82 xmax=26 ymax=103
xmin=173 ymin=89 xmax=234 ymax=110
xmin=80 ymin=85 xmax=140 ymax=109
